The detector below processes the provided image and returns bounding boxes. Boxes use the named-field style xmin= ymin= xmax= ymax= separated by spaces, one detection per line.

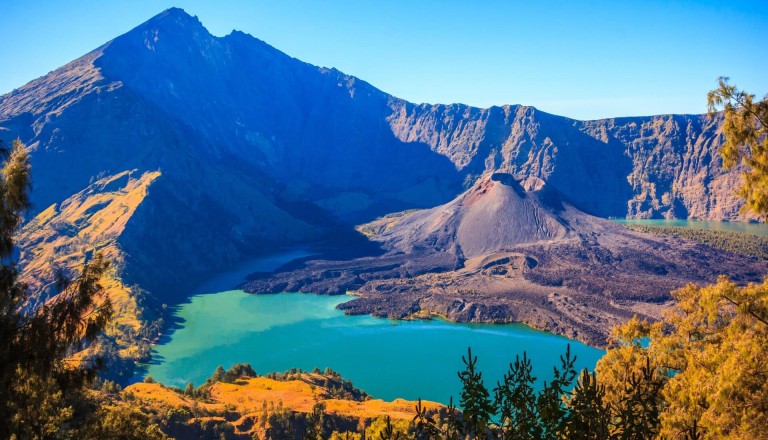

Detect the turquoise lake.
xmin=613 ymin=218 xmax=768 ymax=236
xmin=139 ymin=251 xmax=604 ymax=405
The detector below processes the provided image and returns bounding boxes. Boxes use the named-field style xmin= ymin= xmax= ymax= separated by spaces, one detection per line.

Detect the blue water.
xmin=613 ymin=218 xmax=768 ymax=236
xmin=138 ymin=252 xmax=604 ymax=404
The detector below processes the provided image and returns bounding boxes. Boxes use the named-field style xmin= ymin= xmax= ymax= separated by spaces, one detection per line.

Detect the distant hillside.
xmin=387 ymin=102 xmax=756 ymax=220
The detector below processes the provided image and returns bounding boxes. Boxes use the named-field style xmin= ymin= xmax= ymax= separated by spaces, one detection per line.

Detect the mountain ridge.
xmin=1 ymin=8 xmax=755 ymax=221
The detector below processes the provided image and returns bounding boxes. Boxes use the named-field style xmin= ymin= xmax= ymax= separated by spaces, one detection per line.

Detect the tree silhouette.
xmin=0 ymin=140 xmax=114 ymax=438
xmin=535 ymin=344 xmax=577 ymax=440
xmin=494 ymin=352 xmax=539 ymax=439
xmin=565 ymin=370 xmax=610 ymax=439
xmin=457 ymin=347 xmax=494 ymax=438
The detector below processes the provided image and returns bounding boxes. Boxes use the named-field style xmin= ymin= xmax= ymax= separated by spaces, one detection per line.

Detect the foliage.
xmin=305 ymin=401 xmax=326 ymax=440
xmin=366 ymin=416 xmax=412 ymax=440
xmin=535 ymin=345 xmax=577 ymax=439
xmin=659 ymin=277 xmax=768 ymax=438
xmin=596 ymin=277 xmax=768 ymax=439
xmin=457 ymin=347 xmax=494 ymax=438
xmin=564 ymin=370 xmax=610 ymax=439
xmin=0 ymin=139 xmax=127 ymax=438
xmin=594 ymin=317 xmax=666 ymax=439
xmin=8 ymin=366 xmax=76 ymax=439
xmin=626 ymin=224 xmax=768 ymax=259
xmin=493 ymin=352 xmax=539 ymax=439
xmin=80 ymin=403 xmax=168 ymax=440
xmin=708 ymin=77 xmax=768 ymax=216
xmin=264 ymin=404 xmax=299 ymax=440
xmin=413 ymin=399 xmax=441 ymax=440
xmin=329 ymin=431 xmax=363 ymax=440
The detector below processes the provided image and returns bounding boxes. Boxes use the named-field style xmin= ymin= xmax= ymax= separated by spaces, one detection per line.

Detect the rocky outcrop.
xmin=387 ymin=103 xmax=758 ymax=221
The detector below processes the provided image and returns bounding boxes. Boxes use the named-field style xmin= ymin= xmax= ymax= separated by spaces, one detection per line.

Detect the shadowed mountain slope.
xmin=0 ymin=8 xmax=463 ymax=299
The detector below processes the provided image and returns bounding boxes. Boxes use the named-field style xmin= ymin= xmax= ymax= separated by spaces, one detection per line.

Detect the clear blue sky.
xmin=1 ymin=0 xmax=766 ymax=120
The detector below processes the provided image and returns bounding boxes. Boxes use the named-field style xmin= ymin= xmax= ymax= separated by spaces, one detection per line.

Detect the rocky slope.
xmin=16 ymin=171 xmax=167 ymax=378
xmin=387 ymin=103 xmax=757 ymax=220
xmin=244 ymin=174 xmax=764 ymax=346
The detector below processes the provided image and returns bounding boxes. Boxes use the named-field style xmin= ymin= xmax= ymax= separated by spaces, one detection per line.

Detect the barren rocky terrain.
xmin=244 ymin=174 xmax=765 ymax=346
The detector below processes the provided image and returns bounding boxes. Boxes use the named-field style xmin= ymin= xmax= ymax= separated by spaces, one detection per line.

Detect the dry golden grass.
xmin=211 ymin=374 xmax=442 ymax=419
xmin=323 ymin=397 xmax=441 ymax=421
xmin=17 ymin=170 xmax=160 ymax=357
xmin=128 ymin=382 xmax=222 ymax=412
xmin=125 ymin=373 xmax=443 ymax=429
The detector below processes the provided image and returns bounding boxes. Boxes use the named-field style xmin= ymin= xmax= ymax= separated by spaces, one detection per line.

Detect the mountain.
xmin=0 ymin=8 xmax=762 ymax=354
xmin=0 ymin=8 xmax=463 ymax=299
xmin=244 ymin=173 xmax=763 ymax=345
xmin=388 ymin=104 xmax=755 ymax=220
xmin=363 ymin=174 xmax=573 ymax=259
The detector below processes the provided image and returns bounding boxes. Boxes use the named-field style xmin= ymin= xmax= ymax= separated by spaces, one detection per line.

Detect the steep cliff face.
xmin=386 ymin=103 xmax=755 ymax=220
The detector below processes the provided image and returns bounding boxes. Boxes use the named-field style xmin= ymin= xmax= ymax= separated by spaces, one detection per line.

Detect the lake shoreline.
xmin=139 ymin=290 xmax=605 ymax=405
xmin=136 ymin=250 xmax=605 ymax=404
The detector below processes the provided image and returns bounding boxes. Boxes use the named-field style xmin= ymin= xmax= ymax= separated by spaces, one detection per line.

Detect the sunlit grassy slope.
xmin=17 ymin=170 xmax=161 ymax=363
xmin=125 ymin=372 xmax=443 ymax=438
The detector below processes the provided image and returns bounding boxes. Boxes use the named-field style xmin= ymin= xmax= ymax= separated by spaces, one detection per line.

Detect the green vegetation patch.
xmin=627 ymin=225 xmax=768 ymax=259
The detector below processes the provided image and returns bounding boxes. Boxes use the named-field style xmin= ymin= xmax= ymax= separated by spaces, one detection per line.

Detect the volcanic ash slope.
xmin=244 ymin=173 xmax=764 ymax=346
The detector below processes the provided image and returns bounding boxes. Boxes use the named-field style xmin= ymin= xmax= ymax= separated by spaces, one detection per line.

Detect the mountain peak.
xmin=148 ymin=7 xmax=201 ymax=27
xmin=126 ymin=7 xmax=207 ymax=44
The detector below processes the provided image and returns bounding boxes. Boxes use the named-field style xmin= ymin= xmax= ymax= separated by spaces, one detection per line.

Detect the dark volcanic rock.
xmin=243 ymin=174 xmax=765 ymax=347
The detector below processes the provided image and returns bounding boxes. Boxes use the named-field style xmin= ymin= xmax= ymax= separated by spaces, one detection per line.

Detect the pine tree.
xmin=208 ymin=365 xmax=227 ymax=384
xmin=413 ymin=398 xmax=440 ymax=440
xmin=611 ymin=357 xmax=663 ymax=439
xmin=493 ymin=352 xmax=540 ymax=440
xmin=707 ymin=77 xmax=768 ymax=216
xmin=565 ymin=370 xmax=610 ymax=440
xmin=536 ymin=344 xmax=577 ymax=440
xmin=0 ymin=139 xmax=114 ymax=438
xmin=457 ymin=347 xmax=494 ymax=439
xmin=378 ymin=416 xmax=402 ymax=440
xmin=305 ymin=401 xmax=326 ymax=440
xmin=184 ymin=382 xmax=195 ymax=396
xmin=442 ymin=396 xmax=463 ymax=439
